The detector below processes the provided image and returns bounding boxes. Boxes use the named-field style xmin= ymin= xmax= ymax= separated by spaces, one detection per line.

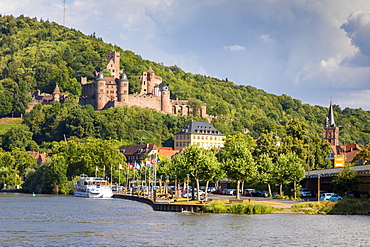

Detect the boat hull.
xmin=74 ymin=175 xmax=113 ymax=198
xmin=74 ymin=190 xmax=113 ymax=198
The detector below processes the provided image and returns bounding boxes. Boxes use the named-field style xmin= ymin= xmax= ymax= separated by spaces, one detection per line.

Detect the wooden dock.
xmin=113 ymin=194 xmax=204 ymax=213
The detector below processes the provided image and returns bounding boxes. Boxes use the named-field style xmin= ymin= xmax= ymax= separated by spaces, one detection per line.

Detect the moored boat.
xmin=74 ymin=174 xmax=113 ymax=198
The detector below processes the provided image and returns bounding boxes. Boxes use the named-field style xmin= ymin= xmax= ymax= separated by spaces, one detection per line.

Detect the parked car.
xmin=207 ymin=187 xmax=216 ymax=193
xmin=181 ymin=189 xmax=205 ymax=198
xmin=243 ymin=189 xmax=257 ymax=196
xmin=328 ymin=194 xmax=342 ymax=201
xmin=320 ymin=193 xmax=335 ymax=200
xmin=260 ymin=191 xmax=269 ymax=197
xmin=233 ymin=189 xmax=242 ymax=196
xmin=112 ymin=186 xmax=124 ymax=191
xmin=224 ymin=189 xmax=235 ymax=195
xmin=251 ymin=191 xmax=262 ymax=197
xmin=300 ymin=188 xmax=312 ymax=197
xmin=222 ymin=189 xmax=229 ymax=195
xmin=212 ymin=188 xmax=225 ymax=194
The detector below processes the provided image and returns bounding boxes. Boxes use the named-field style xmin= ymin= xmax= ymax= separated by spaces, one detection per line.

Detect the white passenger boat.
xmin=74 ymin=174 xmax=113 ymax=198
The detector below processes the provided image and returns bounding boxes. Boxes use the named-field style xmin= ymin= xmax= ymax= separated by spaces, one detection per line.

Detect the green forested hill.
xmin=1 ymin=15 xmax=370 ymax=147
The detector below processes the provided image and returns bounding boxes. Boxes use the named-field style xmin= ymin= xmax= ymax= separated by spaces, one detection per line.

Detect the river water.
xmin=1 ymin=193 xmax=370 ymax=246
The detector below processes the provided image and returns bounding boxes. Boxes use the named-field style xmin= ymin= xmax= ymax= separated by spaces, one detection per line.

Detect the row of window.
xmin=98 ymin=90 xmax=128 ymax=94
xmin=175 ymin=142 xmax=224 ymax=148
xmin=175 ymin=135 xmax=224 ymax=141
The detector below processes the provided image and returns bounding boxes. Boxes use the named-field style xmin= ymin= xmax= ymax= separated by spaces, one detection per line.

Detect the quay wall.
xmin=113 ymin=194 xmax=204 ymax=213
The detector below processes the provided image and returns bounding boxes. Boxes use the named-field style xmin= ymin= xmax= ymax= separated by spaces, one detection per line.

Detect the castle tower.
xmin=323 ymin=98 xmax=339 ymax=146
xmin=117 ymin=71 xmax=129 ymax=102
xmin=107 ymin=51 xmax=121 ymax=78
xmin=95 ymin=71 xmax=107 ymax=110
xmin=140 ymin=67 xmax=162 ymax=95
xmin=160 ymin=82 xmax=171 ymax=113
xmin=52 ymin=84 xmax=61 ymax=102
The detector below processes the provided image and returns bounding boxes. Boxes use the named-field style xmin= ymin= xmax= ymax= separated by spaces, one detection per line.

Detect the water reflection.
xmin=1 ymin=193 xmax=370 ymax=246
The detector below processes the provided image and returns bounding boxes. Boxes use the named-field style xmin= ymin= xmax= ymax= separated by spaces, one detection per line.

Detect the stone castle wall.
xmin=124 ymin=94 xmax=162 ymax=112
xmin=76 ymin=51 xmax=208 ymax=118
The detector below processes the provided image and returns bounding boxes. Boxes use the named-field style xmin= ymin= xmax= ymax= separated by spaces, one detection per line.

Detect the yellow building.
xmin=174 ymin=121 xmax=226 ymax=150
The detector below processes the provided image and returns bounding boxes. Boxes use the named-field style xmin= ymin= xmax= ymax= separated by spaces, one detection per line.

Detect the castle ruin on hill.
xmin=78 ymin=51 xmax=208 ymax=118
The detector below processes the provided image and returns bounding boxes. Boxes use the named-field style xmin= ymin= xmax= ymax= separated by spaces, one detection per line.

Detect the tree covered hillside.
xmin=0 ymin=15 xmax=369 ymax=146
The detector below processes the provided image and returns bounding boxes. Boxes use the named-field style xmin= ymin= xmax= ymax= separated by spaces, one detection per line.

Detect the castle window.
xmin=100 ymin=89 xmax=103 ymax=93
xmin=210 ymin=137 xmax=213 ymax=140
xmin=205 ymin=136 xmax=208 ymax=140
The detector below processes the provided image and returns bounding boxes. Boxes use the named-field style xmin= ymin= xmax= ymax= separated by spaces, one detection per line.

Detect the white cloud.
xmin=259 ymin=34 xmax=273 ymax=43
xmin=337 ymin=90 xmax=370 ymax=109
xmin=223 ymin=45 xmax=245 ymax=51
xmin=341 ymin=9 xmax=370 ymax=63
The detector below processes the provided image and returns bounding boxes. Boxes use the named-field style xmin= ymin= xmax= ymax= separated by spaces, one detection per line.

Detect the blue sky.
xmin=2 ymin=0 xmax=370 ymax=110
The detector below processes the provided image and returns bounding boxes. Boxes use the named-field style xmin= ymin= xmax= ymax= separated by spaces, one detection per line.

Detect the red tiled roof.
xmin=158 ymin=147 xmax=173 ymax=150
xmin=330 ymin=144 xmax=363 ymax=163
xmin=158 ymin=149 xmax=179 ymax=159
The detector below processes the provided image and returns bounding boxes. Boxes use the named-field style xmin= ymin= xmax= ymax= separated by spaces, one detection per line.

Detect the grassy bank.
xmin=203 ymin=201 xmax=275 ymax=214
xmin=292 ymin=198 xmax=370 ymax=215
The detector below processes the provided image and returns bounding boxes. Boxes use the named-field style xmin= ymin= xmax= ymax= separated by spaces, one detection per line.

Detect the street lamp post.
xmin=186 ymin=174 xmax=190 ymax=201
xmin=166 ymin=175 xmax=169 ymax=195
xmin=317 ymin=174 xmax=321 ymax=202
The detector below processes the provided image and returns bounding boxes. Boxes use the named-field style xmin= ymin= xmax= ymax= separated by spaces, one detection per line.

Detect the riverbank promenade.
xmin=112 ymin=192 xmax=302 ymax=213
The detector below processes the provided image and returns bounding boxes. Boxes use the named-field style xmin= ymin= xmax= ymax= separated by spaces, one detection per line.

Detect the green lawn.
xmin=0 ymin=118 xmax=23 ymax=135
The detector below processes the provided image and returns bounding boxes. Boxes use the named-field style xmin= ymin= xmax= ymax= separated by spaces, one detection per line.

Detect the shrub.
xmin=253 ymin=204 xmax=273 ymax=214
xmin=329 ymin=198 xmax=370 ymax=214
xmin=228 ymin=203 xmax=273 ymax=214
xmin=229 ymin=203 xmax=249 ymax=214
xmin=203 ymin=201 xmax=227 ymax=213
xmin=274 ymin=194 xmax=289 ymax=200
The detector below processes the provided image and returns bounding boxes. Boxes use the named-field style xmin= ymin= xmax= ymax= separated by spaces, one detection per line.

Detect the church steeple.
xmin=326 ymin=97 xmax=335 ymax=127
xmin=324 ymin=98 xmax=339 ymax=146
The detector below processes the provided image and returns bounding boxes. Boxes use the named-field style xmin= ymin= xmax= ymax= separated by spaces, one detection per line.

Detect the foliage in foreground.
xmin=292 ymin=197 xmax=370 ymax=215
xmin=203 ymin=201 xmax=228 ymax=213
xmin=203 ymin=201 xmax=273 ymax=214
xmin=329 ymin=197 xmax=370 ymax=214
xmin=292 ymin=200 xmax=337 ymax=214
